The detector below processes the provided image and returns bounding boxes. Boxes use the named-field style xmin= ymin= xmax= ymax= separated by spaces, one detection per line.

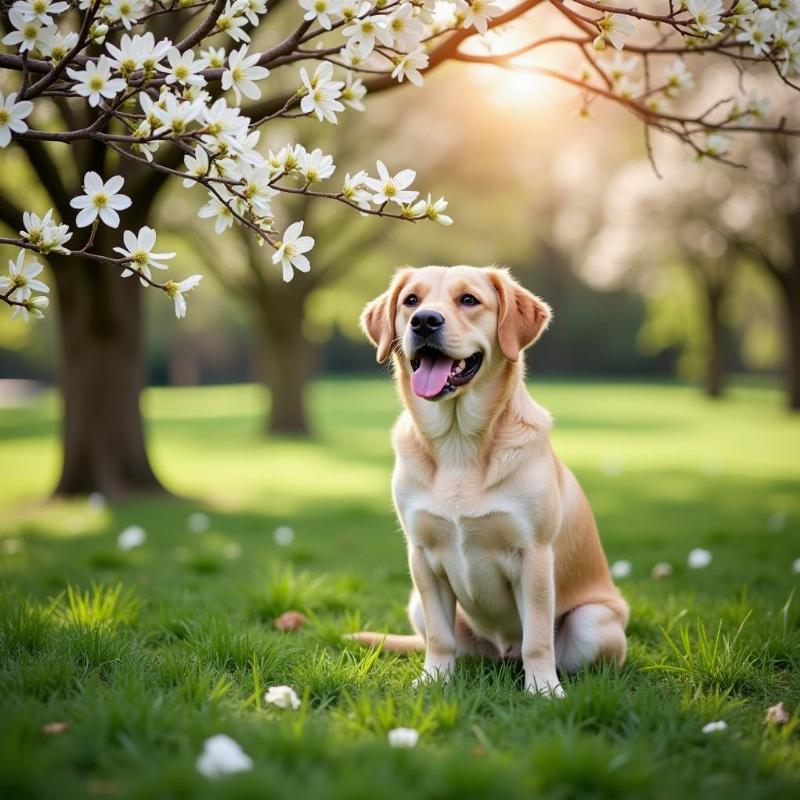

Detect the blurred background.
xmin=1 ymin=20 xmax=799 ymax=493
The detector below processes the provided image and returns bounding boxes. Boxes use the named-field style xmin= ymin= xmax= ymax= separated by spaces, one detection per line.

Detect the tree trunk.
xmin=703 ymin=284 xmax=726 ymax=399
xmin=257 ymin=288 xmax=315 ymax=436
xmin=51 ymin=252 xmax=166 ymax=499
xmin=784 ymin=278 xmax=800 ymax=411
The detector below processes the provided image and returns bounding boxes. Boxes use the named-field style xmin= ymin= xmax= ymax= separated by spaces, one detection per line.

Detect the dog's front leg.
xmin=409 ymin=546 xmax=456 ymax=685
xmin=517 ymin=543 xmax=564 ymax=698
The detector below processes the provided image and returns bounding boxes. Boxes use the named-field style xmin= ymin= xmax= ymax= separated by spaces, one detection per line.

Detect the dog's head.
xmin=361 ymin=266 xmax=551 ymax=401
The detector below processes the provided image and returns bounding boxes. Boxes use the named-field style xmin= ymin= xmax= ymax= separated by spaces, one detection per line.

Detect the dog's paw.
xmin=525 ymin=675 xmax=565 ymax=698
xmin=411 ymin=663 xmax=453 ymax=690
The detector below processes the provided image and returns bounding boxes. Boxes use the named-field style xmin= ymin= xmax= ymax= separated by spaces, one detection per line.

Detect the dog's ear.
xmin=488 ymin=268 xmax=552 ymax=362
xmin=360 ymin=269 xmax=411 ymax=363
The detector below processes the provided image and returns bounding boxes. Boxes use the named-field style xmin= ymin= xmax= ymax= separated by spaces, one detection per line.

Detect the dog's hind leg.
xmin=554 ymin=600 xmax=628 ymax=674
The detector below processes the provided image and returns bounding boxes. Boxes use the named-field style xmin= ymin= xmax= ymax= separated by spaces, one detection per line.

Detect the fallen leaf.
xmin=274 ymin=610 xmax=307 ymax=632
xmin=42 ymin=721 xmax=69 ymax=735
xmin=765 ymin=702 xmax=790 ymax=726
xmin=651 ymin=562 xmax=673 ymax=579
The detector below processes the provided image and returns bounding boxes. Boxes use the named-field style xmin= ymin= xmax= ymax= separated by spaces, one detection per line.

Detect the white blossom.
xmin=41 ymin=29 xmax=79 ymax=62
xmin=272 ymin=221 xmax=314 ymax=282
xmin=0 ymin=251 xmax=48 ymax=301
xmin=664 ymin=59 xmax=694 ymax=96
xmin=299 ymin=62 xmax=345 ymax=123
xmin=166 ymin=274 xmax=203 ymax=318
xmin=67 ymin=56 xmax=126 ymax=107
xmin=197 ymin=45 xmax=227 ymax=69
xmin=687 ymin=0 xmax=725 ymax=36
xmin=158 ymin=47 xmax=207 ymax=87
xmin=114 ymin=226 xmax=176 ymax=285
xmin=198 ymin=189 xmax=235 ymax=234
xmin=70 ymin=172 xmax=132 ymax=228
xmin=264 ymin=685 xmax=301 ymax=709
xmin=222 ymin=45 xmax=270 ymax=104
xmin=343 ymin=4 xmax=392 ymax=55
xmin=298 ymin=0 xmax=342 ymax=30
xmin=0 ymin=91 xmax=33 ymax=148
xmin=456 ymin=0 xmax=502 ymax=35
xmin=103 ymin=0 xmax=145 ymax=30
xmin=342 ymin=75 xmax=367 ymax=110
xmin=11 ymin=294 xmax=49 ymax=322
xmin=736 ymin=8 xmax=777 ymax=55
xmin=217 ymin=0 xmax=251 ymax=43
xmin=364 ymin=160 xmax=418 ymax=206
xmin=183 ymin=145 xmax=211 ymax=187
xmin=298 ymin=147 xmax=336 ymax=183
xmin=342 ymin=170 xmax=373 ymax=209
xmin=2 ymin=8 xmax=55 ymax=53
xmin=386 ymin=4 xmax=425 ymax=50
xmin=15 ymin=0 xmax=69 ymax=24
xmin=20 ymin=209 xmax=72 ymax=254
xmin=597 ymin=13 xmax=636 ymax=51
xmin=408 ymin=194 xmax=453 ymax=225
xmin=391 ymin=49 xmax=428 ymax=86
xmin=702 ymin=133 xmax=729 ymax=157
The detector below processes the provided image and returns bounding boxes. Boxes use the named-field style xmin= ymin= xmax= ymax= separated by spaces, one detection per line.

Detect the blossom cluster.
xmin=1 ymin=0 xmax=799 ymax=322
xmin=0 ymin=0 xmax=464 ymax=320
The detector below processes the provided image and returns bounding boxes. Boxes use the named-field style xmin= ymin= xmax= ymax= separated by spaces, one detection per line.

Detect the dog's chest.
xmin=400 ymin=473 xmax=535 ymax=630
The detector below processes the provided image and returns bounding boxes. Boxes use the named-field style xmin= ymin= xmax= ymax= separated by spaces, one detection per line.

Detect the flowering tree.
xmin=0 ymin=0 xmax=799 ymax=496
xmin=578 ymin=125 xmax=800 ymax=407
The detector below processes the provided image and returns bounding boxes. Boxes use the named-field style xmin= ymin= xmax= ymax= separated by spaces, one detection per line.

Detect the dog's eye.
xmin=460 ymin=294 xmax=479 ymax=307
xmin=403 ymin=294 xmax=418 ymax=307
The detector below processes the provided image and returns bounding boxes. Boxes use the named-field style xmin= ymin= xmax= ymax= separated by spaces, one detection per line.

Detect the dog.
xmin=351 ymin=265 xmax=628 ymax=696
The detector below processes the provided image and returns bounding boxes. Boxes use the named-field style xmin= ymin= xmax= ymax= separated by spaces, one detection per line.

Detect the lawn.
xmin=1 ymin=378 xmax=799 ymax=799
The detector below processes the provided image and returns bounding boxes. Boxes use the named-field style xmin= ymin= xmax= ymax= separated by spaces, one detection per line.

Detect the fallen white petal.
xmin=117 ymin=525 xmax=146 ymax=551
xmin=702 ymin=720 xmax=728 ymax=734
xmin=196 ymin=734 xmax=253 ymax=778
xmin=273 ymin=526 xmax=294 ymax=547
xmin=388 ymin=727 xmax=419 ymax=748
xmin=610 ymin=560 xmax=632 ymax=579
xmin=687 ymin=548 xmax=712 ymax=569
xmin=188 ymin=512 xmax=210 ymax=534
xmin=264 ymin=685 xmax=300 ymax=710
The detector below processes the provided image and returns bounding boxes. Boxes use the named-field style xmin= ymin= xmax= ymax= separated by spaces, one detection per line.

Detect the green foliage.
xmin=1 ymin=380 xmax=799 ymax=798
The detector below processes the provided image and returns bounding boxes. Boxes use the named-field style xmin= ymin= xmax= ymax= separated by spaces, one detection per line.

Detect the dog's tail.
xmin=344 ymin=631 xmax=425 ymax=652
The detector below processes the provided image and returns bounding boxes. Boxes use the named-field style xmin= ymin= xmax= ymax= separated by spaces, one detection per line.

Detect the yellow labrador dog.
xmin=353 ymin=265 xmax=628 ymax=696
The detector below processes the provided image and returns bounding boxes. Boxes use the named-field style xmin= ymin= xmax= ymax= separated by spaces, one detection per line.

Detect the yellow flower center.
xmin=175 ymin=65 xmax=188 ymax=79
xmin=0 ymin=109 xmax=9 ymax=125
xmin=132 ymin=249 xmax=148 ymax=265
xmin=92 ymin=192 xmax=108 ymax=209
xmin=34 ymin=0 xmax=47 ymax=13
xmin=314 ymin=0 xmax=326 ymax=10
xmin=89 ymin=75 xmax=105 ymax=90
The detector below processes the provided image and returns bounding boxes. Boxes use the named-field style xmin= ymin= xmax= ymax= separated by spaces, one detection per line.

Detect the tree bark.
xmin=783 ymin=276 xmax=800 ymax=411
xmin=50 ymin=250 xmax=165 ymax=499
xmin=703 ymin=283 xmax=726 ymax=399
xmin=256 ymin=285 xmax=316 ymax=436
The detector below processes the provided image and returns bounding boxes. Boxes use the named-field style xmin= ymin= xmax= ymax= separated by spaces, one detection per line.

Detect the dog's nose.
xmin=410 ymin=310 xmax=444 ymax=338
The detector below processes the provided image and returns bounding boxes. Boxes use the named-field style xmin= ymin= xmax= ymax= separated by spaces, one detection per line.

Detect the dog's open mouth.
xmin=409 ymin=346 xmax=483 ymax=399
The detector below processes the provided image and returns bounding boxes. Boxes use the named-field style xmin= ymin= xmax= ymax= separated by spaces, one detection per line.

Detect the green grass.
xmin=1 ymin=378 xmax=799 ymax=799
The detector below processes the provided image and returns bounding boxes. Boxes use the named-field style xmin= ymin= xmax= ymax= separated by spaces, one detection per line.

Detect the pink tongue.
xmin=411 ymin=352 xmax=454 ymax=398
